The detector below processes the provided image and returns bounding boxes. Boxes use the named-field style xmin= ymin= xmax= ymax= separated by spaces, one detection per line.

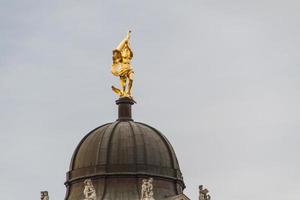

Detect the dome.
xmin=65 ymin=98 xmax=185 ymax=199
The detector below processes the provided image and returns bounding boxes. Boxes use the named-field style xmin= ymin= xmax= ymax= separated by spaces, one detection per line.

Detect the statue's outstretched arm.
xmin=116 ymin=31 xmax=131 ymax=51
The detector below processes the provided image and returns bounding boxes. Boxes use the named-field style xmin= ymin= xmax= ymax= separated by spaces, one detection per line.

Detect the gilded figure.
xmin=111 ymin=31 xmax=134 ymax=98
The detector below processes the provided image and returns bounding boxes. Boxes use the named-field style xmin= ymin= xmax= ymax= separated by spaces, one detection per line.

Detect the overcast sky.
xmin=1 ymin=0 xmax=300 ymax=199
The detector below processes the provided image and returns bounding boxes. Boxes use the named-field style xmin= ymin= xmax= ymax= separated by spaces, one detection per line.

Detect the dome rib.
xmin=105 ymin=121 xmax=120 ymax=171
xmin=95 ymin=123 xmax=112 ymax=166
xmin=69 ymin=123 xmax=110 ymax=170
xmin=128 ymin=122 xmax=140 ymax=196
xmin=134 ymin=121 xmax=148 ymax=166
xmin=137 ymin=122 xmax=175 ymax=169
xmin=128 ymin=121 xmax=138 ymax=168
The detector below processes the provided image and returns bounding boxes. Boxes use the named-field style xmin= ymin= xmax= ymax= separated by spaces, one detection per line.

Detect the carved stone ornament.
xmin=83 ymin=179 xmax=96 ymax=200
xmin=40 ymin=191 xmax=49 ymax=200
xmin=199 ymin=185 xmax=211 ymax=200
xmin=141 ymin=178 xmax=155 ymax=200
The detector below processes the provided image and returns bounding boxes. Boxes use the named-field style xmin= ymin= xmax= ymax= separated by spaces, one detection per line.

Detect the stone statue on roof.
xmin=83 ymin=179 xmax=96 ymax=200
xmin=199 ymin=185 xmax=211 ymax=200
xmin=40 ymin=191 xmax=49 ymax=200
xmin=141 ymin=178 xmax=155 ymax=200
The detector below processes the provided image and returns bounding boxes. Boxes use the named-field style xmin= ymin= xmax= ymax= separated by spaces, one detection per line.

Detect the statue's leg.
xmin=120 ymin=76 xmax=126 ymax=96
xmin=127 ymin=72 xmax=134 ymax=96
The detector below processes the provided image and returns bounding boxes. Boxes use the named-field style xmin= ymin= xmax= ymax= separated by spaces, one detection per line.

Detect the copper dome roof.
xmin=65 ymin=98 xmax=185 ymax=199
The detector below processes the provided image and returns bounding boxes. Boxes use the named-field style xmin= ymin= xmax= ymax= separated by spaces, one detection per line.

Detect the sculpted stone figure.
xmin=40 ymin=191 xmax=49 ymax=200
xmin=199 ymin=185 xmax=211 ymax=200
xmin=83 ymin=179 xmax=96 ymax=200
xmin=141 ymin=178 xmax=155 ymax=200
xmin=111 ymin=31 xmax=134 ymax=98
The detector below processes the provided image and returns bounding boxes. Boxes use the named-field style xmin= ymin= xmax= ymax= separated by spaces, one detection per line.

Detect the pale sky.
xmin=1 ymin=0 xmax=300 ymax=199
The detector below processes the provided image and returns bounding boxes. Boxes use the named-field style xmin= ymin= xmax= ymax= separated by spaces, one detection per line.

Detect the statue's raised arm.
xmin=116 ymin=31 xmax=131 ymax=51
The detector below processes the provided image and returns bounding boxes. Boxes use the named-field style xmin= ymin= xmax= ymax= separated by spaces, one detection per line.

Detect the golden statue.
xmin=111 ymin=31 xmax=134 ymax=98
